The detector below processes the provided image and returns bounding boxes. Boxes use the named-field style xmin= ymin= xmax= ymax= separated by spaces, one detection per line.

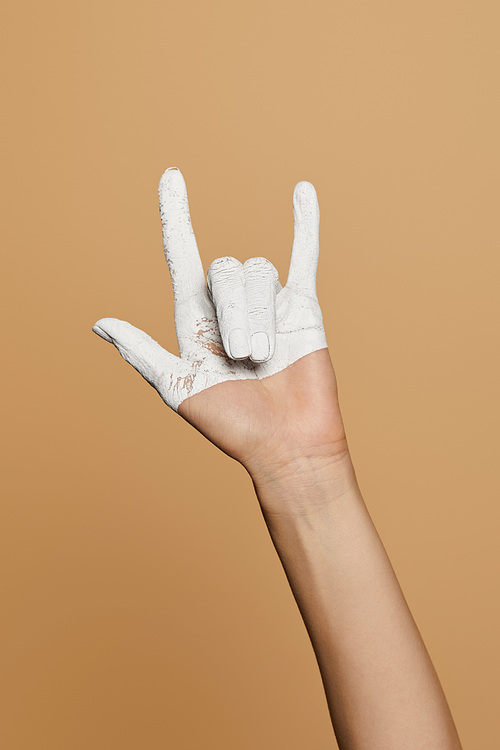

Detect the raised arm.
xmin=248 ymin=432 xmax=463 ymax=750
xmin=92 ymin=168 xmax=463 ymax=749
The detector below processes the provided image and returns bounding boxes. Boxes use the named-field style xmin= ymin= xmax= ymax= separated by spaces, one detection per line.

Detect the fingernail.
xmin=166 ymin=166 xmax=179 ymax=172
xmin=92 ymin=324 xmax=114 ymax=343
xmin=228 ymin=328 xmax=250 ymax=359
xmin=251 ymin=332 xmax=270 ymax=362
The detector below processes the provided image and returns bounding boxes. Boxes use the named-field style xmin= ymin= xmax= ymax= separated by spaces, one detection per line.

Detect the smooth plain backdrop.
xmin=2 ymin=1 xmax=499 ymax=748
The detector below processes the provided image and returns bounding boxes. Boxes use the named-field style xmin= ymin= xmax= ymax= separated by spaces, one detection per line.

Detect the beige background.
xmin=1 ymin=0 xmax=499 ymax=747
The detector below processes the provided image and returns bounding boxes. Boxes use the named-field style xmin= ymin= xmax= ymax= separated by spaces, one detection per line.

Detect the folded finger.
xmin=243 ymin=257 xmax=280 ymax=362
xmin=207 ymin=256 xmax=251 ymax=360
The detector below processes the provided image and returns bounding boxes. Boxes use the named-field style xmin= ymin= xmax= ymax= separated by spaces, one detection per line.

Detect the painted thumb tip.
xmin=92 ymin=324 xmax=114 ymax=344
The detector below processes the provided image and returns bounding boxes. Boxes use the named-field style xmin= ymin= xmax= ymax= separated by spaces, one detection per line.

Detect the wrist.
xmin=247 ymin=448 xmax=361 ymax=520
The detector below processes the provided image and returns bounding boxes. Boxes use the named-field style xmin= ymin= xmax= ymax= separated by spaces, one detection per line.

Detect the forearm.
xmin=250 ymin=456 xmax=462 ymax=750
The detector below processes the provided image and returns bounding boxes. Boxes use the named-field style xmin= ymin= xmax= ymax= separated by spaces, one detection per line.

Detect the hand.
xmin=93 ymin=168 xmax=352 ymax=486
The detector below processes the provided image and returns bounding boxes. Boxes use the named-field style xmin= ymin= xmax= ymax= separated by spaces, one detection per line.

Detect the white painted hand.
xmin=92 ymin=167 xmax=328 ymax=413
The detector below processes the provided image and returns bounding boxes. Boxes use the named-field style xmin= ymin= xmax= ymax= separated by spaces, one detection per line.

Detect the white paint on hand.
xmin=92 ymin=167 xmax=328 ymax=412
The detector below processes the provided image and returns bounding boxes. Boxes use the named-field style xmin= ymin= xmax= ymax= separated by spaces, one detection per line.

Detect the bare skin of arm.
xmin=178 ymin=347 xmax=463 ymax=750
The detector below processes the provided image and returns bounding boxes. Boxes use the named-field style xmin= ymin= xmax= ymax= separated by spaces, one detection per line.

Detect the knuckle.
xmin=244 ymin=258 xmax=280 ymax=289
xmin=207 ymin=257 xmax=243 ymax=295
xmin=243 ymin=256 xmax=274 ymax=272
xmin=207 ymin=256 xmax=241 ymax=276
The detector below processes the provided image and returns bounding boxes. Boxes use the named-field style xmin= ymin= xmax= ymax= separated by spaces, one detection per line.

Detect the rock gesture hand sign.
xmin=93 ymin=168 xmax=349 ymax=482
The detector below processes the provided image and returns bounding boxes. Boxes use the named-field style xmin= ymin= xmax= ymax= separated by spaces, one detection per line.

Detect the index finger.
xmin=158 ymin=167 xmax=206 ymax=304
xmin=285 ymin=180 xmax=320 ymax=295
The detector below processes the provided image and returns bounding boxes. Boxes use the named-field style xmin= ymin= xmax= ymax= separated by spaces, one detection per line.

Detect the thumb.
xmin=92 ymin=317 xmax=186 ymax=408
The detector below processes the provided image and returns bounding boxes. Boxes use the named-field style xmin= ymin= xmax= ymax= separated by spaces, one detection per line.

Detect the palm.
xmin=178 ymin=348 xmax=348 ymax=476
